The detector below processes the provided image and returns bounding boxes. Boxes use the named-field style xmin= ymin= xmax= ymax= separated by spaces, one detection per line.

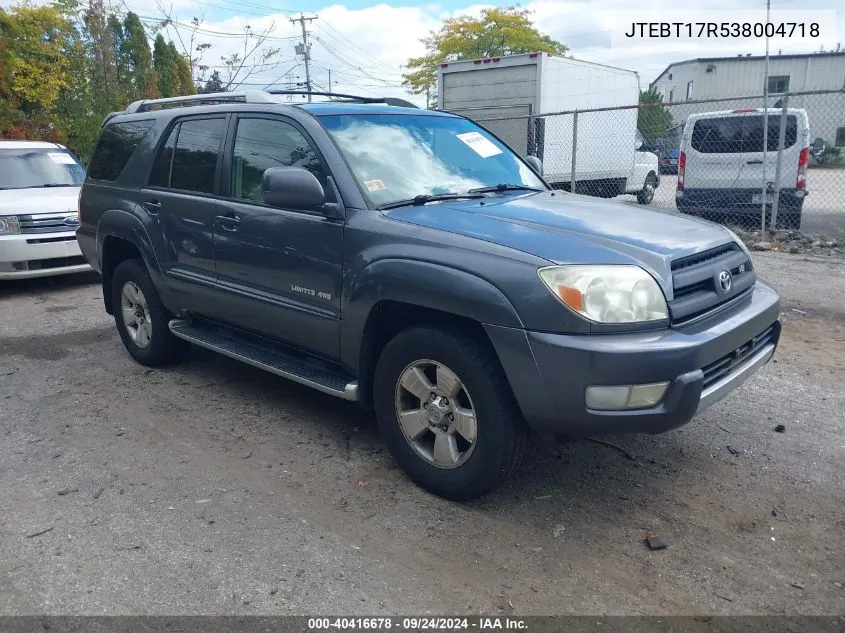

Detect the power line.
xmin=313 ymin=20 xmax=401 ymax=74
xmin=312 ymin=35 xmax=403 ymax=85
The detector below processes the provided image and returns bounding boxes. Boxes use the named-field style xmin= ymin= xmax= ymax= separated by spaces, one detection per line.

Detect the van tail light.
xmin=796 ymin=147 xmax=809 ymax=190
xmin=677 ymin=151 xmax=686 ymax=190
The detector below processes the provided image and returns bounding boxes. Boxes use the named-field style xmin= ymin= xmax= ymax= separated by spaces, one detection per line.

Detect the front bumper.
xmin=486 ymin=280 xmax=781 ymax=437
xmin=0 ymin=232 xmax=90 ymax=280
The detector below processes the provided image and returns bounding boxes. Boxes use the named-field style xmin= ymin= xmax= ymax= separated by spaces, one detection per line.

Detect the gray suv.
xmin=77 ymin=90 xmax=781 ymax=500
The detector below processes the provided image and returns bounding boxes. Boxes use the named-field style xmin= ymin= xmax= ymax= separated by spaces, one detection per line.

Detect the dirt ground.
xmin=1 ymin=252 xmax=843 ymax=616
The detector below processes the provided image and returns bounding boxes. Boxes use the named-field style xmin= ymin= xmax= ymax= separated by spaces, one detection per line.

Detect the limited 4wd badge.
xmin=291 ymin=284 xmax=332 ymax=301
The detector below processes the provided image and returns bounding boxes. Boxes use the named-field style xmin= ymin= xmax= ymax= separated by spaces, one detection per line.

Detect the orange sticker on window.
xmin=364 ymin=179 xmax=386 ymax=192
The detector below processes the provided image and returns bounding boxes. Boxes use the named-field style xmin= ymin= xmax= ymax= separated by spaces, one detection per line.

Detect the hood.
xmin=385 ymin=191 xmax=736 ymax=291
xmin=0 ymin=187 xmax=80 ymax=216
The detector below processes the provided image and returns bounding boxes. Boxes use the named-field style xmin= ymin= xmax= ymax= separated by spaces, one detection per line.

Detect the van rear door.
xmin=684 ymin=111 xmax=802 ymax=197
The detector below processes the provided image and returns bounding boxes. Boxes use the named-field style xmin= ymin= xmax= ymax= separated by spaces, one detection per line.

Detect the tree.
xmin=156 ymin=6 xmax=212 ymax=88
xmin=169 ymin=41 xmax=195 ymax=96
xmin=218 ymin=23 xmax=281 ymax=90
xmin=83 ymin=0 xmax=119 ymax=110
xmin=402 ymin=6 xmax=567 ymax=106
xmin=121 ymin=12 xmax=158 ymax=100
xmin=0 ymin=4 xmax=74 ymax=139
xmin=201 ymin=70 xmax=225 ymax=94
xmin=637 ymin=89 xmax=673 ymax=141
xmin=153 ymin=34 xmax=177 ymax=97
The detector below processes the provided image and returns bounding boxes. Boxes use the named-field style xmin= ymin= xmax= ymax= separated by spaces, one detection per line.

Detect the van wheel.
xmin=637 ymin=173 xmax=658 ymax=204
xmin=372 ymin=326 xmax=531 ymax=501
xmin=112 ymin=259 xmax=185 ymax=367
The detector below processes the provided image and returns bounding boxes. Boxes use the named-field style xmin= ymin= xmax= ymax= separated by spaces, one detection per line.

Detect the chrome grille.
xmin=670 ymin=243 xmax=755 ymax=324
xmin=18 ymin=212 xmax=79 ymax=234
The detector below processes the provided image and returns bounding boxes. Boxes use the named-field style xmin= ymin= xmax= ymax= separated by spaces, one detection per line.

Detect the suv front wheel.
xmin=111 ymin=259 xmax=185 ymax=367
xmin=373 ymin=326 xmax=531 ymax=501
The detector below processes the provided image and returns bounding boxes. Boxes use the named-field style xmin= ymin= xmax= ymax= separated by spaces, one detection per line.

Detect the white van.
xmin=676 ymin=108 xmax=810 ymax=229
xmin=0 ymin=141 xmax=91 ymax=280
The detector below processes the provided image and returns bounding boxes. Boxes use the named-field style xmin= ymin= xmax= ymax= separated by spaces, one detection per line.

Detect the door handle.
xmin=143 ymin=200 xmax=162 ymax=214
xmin=215 ymin=215 xmax=240 ymax=231
xmin=746 ymin=159 xmax=764 ymax=164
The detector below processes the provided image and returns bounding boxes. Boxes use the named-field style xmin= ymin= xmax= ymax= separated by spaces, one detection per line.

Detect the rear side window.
xmin=170 ymin=118 xmax=225 ymax=194
xmin=691 ymin=115 xmax=797 ymax=154
xmin=148 ymin=125 xmax=178 ymax=188
xmin=148 ymin=118 xmax=225 ymax=194
xmin=88 ymin=120 xmax=155 ymax=181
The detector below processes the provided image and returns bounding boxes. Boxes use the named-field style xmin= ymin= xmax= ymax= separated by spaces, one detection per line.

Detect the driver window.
xmin=231 ymin=118 xmax=328 ymax=203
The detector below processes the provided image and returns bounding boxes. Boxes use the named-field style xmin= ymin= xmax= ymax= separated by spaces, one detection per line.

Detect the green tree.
xmin=169 ymin=41 xmax=195 ymax=96
xmin=153 ymin=34 xmax=176 ymax=97
xmin=402 ymin=6 xmax=567 ymax=106
xmin=55 ymin=1 xmax=101 ymax=162
xmin=0 ymin=3 xmax=73 ymax=139
xmin=201 ymin=70 xmax=225 ymax=94
xmin=637 ymin=89 xmax=673 ymax=141
xmin=83 ymin=0 xmax=119 ymax=110
xmin=121 ymin=12 xmax=157 ymax=99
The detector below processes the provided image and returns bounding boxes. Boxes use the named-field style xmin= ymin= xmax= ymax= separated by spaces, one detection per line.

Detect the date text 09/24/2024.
xmin=624 ymin=22 xmax=820 ymax=38
xmin=307 ymin=618 xmax=528 ymax=630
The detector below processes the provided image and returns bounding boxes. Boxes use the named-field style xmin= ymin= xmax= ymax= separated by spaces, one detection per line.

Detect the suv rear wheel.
xmin=373 ymin=326 xmax=531 ymax=501
xmin=112 ymin=259 xmax=185 ymax=367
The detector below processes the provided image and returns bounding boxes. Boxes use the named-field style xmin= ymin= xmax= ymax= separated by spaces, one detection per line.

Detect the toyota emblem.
xmin=718 ymin=270 xmax=732 ymax=293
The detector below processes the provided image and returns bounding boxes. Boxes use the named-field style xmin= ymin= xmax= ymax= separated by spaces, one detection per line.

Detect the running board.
xmin=168 ymin=319 xmax=358 ymax=401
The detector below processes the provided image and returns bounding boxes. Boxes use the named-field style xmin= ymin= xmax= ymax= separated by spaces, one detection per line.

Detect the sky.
xmin=5 ymin=0 xmax=844 ymax=105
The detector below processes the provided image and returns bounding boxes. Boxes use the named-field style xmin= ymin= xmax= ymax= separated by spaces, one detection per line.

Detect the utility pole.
xmin=291 ymin=12 xmax=316 ymax=101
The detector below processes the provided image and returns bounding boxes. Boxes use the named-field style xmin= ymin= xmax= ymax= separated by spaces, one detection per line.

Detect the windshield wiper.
xmin=377 ymin=193 xmax=485 ymax=210
xmin=469 ymin=183 xmax=545 ymax=194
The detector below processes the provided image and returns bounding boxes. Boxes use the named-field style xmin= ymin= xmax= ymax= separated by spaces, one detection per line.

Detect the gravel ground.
xmin=1 ymin=254 xmax=844 ymax=616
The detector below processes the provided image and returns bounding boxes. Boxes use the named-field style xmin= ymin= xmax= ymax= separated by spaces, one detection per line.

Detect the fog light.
xmin=11 ymin=261 xmax=29 ymax=271
xmin=586 ymin=382 xmax=669 ymax=411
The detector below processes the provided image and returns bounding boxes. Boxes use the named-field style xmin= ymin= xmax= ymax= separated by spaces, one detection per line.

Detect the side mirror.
xmin=261 ymin=166 xmax=325 ymax=210
xmin=525 ymin=155 xmax=543 ymax=175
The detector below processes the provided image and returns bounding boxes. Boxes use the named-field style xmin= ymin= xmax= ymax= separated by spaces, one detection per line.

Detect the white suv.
xmin=0 ymin=140 xmax=91 ymax=279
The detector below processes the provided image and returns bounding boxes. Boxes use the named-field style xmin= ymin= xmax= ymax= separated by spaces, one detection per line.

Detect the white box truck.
xmin=437 ymin=53 xmax=660 ymax=204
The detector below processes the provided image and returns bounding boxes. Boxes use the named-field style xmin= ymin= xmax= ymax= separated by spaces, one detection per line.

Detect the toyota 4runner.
xmin=77 ymin=90 xmax=781 ymax=501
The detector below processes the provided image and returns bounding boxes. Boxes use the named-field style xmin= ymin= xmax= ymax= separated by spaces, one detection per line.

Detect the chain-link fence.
xmin=461 ymin=89 xmax=845 ymax=239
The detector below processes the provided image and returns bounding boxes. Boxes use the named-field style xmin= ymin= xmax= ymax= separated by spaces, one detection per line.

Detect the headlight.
xmin=538 ymin=265 xmax=669 ymax=323
xmin=0 ymin=216 xmax=21 ymax=235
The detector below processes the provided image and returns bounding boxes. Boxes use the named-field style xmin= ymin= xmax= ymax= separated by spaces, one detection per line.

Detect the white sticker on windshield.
xmin=47 ymin=152 xmax=76 ymax=165
xmin=364 ymin=179 xmax=386 ymax=192
xmin=456 ymin=132 xmax=502 ymax=158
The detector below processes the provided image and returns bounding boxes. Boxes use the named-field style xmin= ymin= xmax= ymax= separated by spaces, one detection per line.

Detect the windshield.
xmin=318 ymin=113 xmax=546 ymax=207
xmin=0 ymin=148 xmax=86 ymax=190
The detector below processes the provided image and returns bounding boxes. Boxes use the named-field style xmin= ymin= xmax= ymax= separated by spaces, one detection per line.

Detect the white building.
xmin=650 ymin=51 xmax=845 ymax=147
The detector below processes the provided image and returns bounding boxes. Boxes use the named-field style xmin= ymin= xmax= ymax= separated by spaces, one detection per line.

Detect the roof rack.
xmin=119 ymin=89 xmax=419 ymax=116
xmin=123 ymin=90 xmax=277 ymax=113
xmin=265 ymin=90 xmax=419 ymax=108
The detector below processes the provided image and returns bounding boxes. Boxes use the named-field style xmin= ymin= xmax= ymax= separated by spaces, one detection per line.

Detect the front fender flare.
xmin=340 ymin=258 xmax=525 ymax=370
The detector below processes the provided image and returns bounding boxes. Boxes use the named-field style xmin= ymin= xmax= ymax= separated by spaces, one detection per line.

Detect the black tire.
xmin=637 ymin=172 xmax=658 ymax=205
xmin=111 ymin=258 xmax=186 ymax=367
xmin=372 ymin=326 xmax=531 ymax=501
